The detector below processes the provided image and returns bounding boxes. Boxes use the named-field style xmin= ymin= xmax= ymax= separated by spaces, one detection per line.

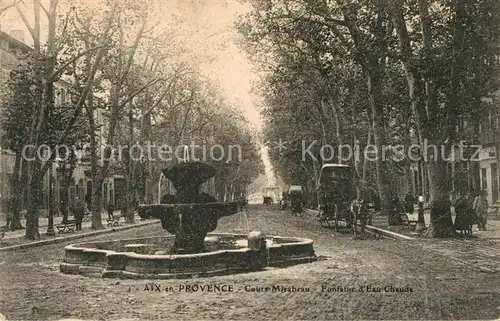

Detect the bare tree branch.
xmin=0 ymin=0 xmax=20 ymax=16
xmin=51 ymin=44 xmax=108 ymax=80
xmin=15 ymin=2 xmax=35 ymax=40
xmin=141 ymin=64 xmax=188 ymax=118
xmin=117 ymin=77 xmax=164 ymax=110
xmin=170 ymin=90 xmax=194 ymax=111
xmin=33 ymin=0 xmax=49 ymax=18
xmin=119 ymin=18 xmax=148 ymax=86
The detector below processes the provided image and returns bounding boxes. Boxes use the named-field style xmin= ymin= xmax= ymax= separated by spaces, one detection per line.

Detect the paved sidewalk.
xmin=371 ymin=210 xmax=500 ymax=239
xmin=1 ymin=212 xmax=143 ymax=241
xmin=0 ymin=212 xmax=159 ymax=251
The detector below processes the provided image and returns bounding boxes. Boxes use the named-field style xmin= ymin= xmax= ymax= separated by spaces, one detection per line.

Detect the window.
xmin=55 ymin=88 xmax=61 ymax=106
xmin=0 ymin=68 xmax=10 ymax=84
xmin=481 ymin=168 xmax=487 ymax=190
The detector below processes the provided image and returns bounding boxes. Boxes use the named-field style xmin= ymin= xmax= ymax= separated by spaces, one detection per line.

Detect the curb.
xmin=365 ymin=225 xmax=415 ymax=240
xmin=0 ymin=220 xmax=161 ymax=252
xmin=305 ymin=208 xmax=414 ymax=240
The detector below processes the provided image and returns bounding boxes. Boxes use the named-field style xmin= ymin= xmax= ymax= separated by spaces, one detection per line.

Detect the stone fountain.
xmin=138 ymin=161 xmax=238 ymax=254
xmin=60 ymin=161 xmax=317 ymax=279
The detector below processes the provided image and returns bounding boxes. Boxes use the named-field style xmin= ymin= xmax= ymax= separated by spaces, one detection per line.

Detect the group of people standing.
xmin=397 ymin=190 xmax=488 ymax=234
xmin=65 ymin=197 xmax=119 ymax=231
xmin=454 ymin=190 xmax=488 ymax=234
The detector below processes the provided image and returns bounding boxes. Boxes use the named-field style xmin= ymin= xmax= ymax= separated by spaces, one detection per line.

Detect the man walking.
xmin=71 ymin=196 xmax=86 ymax=231
xmin=107 ymin=202 xmax=115 ymax=220
xmin=60 ymin=199 xmax=69 ymax=224
xmin=404 ymin=193 xmax=415 ymax=215
xmin=473 ymin=190 xmax=488 ymax=231
xmin=4 ymin=197 xmax=14 ymax=230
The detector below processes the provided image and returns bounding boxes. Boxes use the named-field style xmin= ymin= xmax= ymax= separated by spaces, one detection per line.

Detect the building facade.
xmin=0 ymin=30 xmax=30 ymax=207
xmin=479 ymin=99 xmax=500 ymax=205
xmin=0 ymin=29 xmax=118 ymax=214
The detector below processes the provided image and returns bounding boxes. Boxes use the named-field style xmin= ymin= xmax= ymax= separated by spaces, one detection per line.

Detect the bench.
xmin=400 ymin=213 xmax=418 ymax=229
xmin=56 ymin=220 xmax=76 ymax=233
xmin=82 ymin=212 xmax=92 ymax=222
xmin=0 ymin=226 xmax=7 ymax=241
xmin=107 ymin=216 xmax=120 ymax=227
xmin=491 ymin=203 xmax=500 ymax=217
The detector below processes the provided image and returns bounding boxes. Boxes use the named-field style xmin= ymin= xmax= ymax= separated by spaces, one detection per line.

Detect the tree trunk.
xmin=9 ymin=150 xmax=24 ymax=230
xmin=403 ymin=98 xmax=414 ymax=195
xmin=91 ymin=180 xmax=103 ymax=228
xmin=23 ymin=0 xmax=43 ymax=240
xmin=391 ymin=0 xmax=454 ymax=236
xmin=367 ymin=71 xmax=397 ymax=225
xmin=362 ymin=126 xmax=372 ymax=184
xmin=86 ymin=95 xmax=104 ymax=230
xmin=426 ymin=159 xmax=454 ymax=237
xmin=351 ymin=123 xmax=361 ymax=199
xmin=495 ymin=143 xmax=500 ymax=203
xmin=125 ymin=164 xmax=135 ymax=223
xmin=125 ymin=109 xmax=136 ymax=224
xmin=24 ymin=159 xmax=42 ymax=239
xmin=94 ymin=17 xmax=148 ymax=219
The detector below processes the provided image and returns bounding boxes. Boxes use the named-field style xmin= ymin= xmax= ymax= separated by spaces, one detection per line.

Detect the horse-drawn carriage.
xmin=317 ymin=164 xmax=367 ymax=233
xmin=263 ymin=196 xmax=273 ymax=205
xmin=288 ymin=185 xmax=303 ymax=216
xmin=237 ymin=194 xmax=248 ymax=211
xmin=280 ymin=191 xmax=289 ymax=210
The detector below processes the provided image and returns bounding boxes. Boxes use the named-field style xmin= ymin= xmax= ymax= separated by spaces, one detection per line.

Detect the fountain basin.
xmin=60 ymin=233 xmax=316 ymax=279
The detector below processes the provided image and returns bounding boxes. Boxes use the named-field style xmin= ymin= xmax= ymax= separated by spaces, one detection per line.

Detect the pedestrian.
xmin=417 ymin=195 xmax=425 ymax=223
xmin=70 ymin=196 xmax=86 ymax=231
xmin=392 ymin=196 xmax=402 ymax=220
xmin=454 ymin=192 xmax=469 ymax=235
xmin=5 ymin=197 xmax=13 ymax=230
xmin=404 ymin=193 xmax=414 ymax=215
xmin=60 ymin=200 xmax=68 ymax=224
xmin=464 ymin=192 xmax=475 ymax=235
xmin=120 ymin=201 xmax=127 ymax=217
xmin=85 ymin=193 xmax=91 ymax=213
xmin=473 ymin=190 xmax=488 ymax=231
xmin=350 ymin=198 xmax=368 ymax=234
xmin=418 ymin=195 xmax=424 ymax=205
xmin=373 ymin=194 xmax=381 ymax=212
xmin=107 ymin=202 xmax=115 ymax=220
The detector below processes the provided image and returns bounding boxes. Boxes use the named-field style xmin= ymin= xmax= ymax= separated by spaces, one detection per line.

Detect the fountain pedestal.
xmin=138 ymin=162 xmax=238 ymax=254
